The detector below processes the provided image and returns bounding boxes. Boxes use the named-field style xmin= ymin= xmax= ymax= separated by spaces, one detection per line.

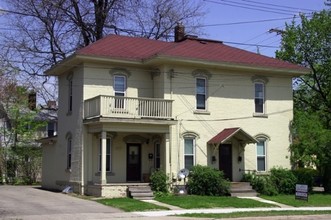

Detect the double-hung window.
xmin=254 ymin=82 xmax=265 ymax=113
xmin=99 ymin=138 xmax=111 ymax=172
xmin=68 ymin=78 xmax=73 ymax=113
xmin=114 ymin=75 xmax=126 ymax=108
xmin=67 ymin=136 xmax=72 ymax=169
xmin=196 ymin=78 xmax=206 ymax=110
xmin=184 ymin=138 xmax=195 ymax=170
xmin=256 ymin=140 xmax=266 ymax=171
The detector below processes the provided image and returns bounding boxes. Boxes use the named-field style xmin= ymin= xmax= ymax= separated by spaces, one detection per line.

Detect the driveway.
xmin=0 ymin=185 xmax=131 ymax=220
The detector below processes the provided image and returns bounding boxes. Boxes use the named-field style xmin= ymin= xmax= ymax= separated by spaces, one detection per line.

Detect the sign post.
xmin=295 ymin=184 xmax=308 ymax=201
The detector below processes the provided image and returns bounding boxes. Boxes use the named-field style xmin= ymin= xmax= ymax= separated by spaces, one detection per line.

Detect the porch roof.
xmin=207 ymin=127 xmax=257 ymax=145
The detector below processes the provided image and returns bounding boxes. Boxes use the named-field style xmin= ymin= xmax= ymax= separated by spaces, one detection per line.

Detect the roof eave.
xmin=45 ymin=54 xmax=144 ymax=76
xmin=144 ymin=55 xmax=310 ymax=76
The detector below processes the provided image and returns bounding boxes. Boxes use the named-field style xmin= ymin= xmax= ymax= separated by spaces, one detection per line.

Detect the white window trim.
xmin=256 ymin=138 xmax=268 ymax=172
xmin=254 ymin=82 xmax=265 ymax=114
xmin=183 ymin=137 xmax=196 ymax=170
xmin=196 ymin=77 xmax=207 ymax=111
xmin=114 ymin=75 xmax=127 ymax=97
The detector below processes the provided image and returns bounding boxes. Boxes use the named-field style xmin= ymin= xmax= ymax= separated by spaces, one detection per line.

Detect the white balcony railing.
xmin=84 ymin=95 xmax=173 ymax=119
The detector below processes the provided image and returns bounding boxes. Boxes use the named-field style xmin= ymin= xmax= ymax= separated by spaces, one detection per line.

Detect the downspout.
xmin=81 ymin=135 xmax=84 ymax=195
xmin=168 ymin=69 xmax=174 ymax=177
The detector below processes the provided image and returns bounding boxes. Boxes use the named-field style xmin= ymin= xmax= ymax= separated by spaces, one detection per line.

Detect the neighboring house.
xmin=37 ymin=101 xmax=58 ymax=139
xmin=41 ymin=25 xmax=308 ymax=197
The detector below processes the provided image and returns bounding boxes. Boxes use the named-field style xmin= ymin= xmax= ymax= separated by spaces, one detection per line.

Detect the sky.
xmin=199 ymin=0 xmax=328 ymax=57
xmin=0 ymin=0 xmax=328 ymax=59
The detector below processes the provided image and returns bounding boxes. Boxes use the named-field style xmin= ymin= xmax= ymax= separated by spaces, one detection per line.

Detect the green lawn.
xmin=179 ymin=210 xmax=331 ymax=218
xmin=97 ymin=198 xmax=169 ymax=212
xmin=261 ymin=193 xmax=331 ymax=207
xmin=155 ymin=195 xmax=277 ymax=209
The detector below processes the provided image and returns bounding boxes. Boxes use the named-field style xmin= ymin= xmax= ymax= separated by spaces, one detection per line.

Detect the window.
xmin=184 ymin=138 xmax=195 ymax=170
xmin=47 ymin=122 xmax=56 ymax=137
xmin=254 ymin=82 xmax=264 ymax=113
xmin=114 ymin=75 xmax=126 ymax=108
xmin=99 ymin=138 xmax=111 ymax=172
xmin=256 ymin=140 xmax=266 ymax=171
xmin=196 ymin=78 xmax=206 ymax=110
xmin=68 ymin=77 xmax=73 ymax=113
xmin=154 ymin=142 xmax=161 ymax=169
xmin=67 ymin=136 xmax=72 ymax=169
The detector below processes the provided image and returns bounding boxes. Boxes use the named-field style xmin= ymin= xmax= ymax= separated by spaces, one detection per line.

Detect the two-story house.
xmin=41 ymin=25 xmax=308 ymax=197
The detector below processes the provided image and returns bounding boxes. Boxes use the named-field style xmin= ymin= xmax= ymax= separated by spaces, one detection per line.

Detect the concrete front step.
xmin=128 ymin=185 xmax=154 ymax=200
xmin=230 ymin=182 xmax=258 ymax=197
xmin=231 ymin=192 xmax=258 ymax=197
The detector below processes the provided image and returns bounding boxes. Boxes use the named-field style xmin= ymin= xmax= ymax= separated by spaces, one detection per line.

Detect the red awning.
xmin=207 ymin=127 xmax=257 ymax=145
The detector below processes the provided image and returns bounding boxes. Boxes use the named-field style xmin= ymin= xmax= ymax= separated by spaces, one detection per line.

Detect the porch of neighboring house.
xmin=83 ymin=95 xmax=175 ymax=198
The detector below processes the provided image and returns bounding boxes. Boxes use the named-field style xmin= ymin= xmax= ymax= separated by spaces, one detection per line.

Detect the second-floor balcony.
xmin=84 ymin=95 xmax=173 ymax=120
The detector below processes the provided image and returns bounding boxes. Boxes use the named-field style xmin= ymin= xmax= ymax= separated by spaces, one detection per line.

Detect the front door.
xmin=219 ymin=144 xmax=232 ymax=181
xmin=127 ymin=144 xmax=141 ymax=181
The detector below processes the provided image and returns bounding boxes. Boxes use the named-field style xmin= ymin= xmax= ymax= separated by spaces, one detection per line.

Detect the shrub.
xmin=150 ymin=170 xmax=169 ymax=193
xmin=242 ymin=172 xmax=254 ymax=182
xmin=250 ymin=175 xmax=278 ymax=196
xmin=270 ymin=167 xmax=297 ymax=194
xmin=187 ymin=165 xmax=230 ymax=196
xmin=292 ymin=168 xmax=318 ymax=192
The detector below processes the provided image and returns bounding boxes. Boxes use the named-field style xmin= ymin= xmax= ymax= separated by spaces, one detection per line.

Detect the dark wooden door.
xmin=127 ymin=144 xmax=141 ymax=181
xmin=219 ymin=144 xmax=232 ymax=181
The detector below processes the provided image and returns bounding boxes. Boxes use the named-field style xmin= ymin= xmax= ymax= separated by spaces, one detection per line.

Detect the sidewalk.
xmin=136 ymin=197 xmax=331 ymax=217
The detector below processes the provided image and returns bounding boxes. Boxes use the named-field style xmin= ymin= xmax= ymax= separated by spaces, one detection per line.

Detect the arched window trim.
xmin=192 ymin=69 xmax=212 ymax=79
xmin=251 ymin=75 xmax=269 ymax=84
xmin=109 ymin=68 xmax=131 ymax=78
xmin=254 ymin=133 xmax=271 ymax=141
xmin=181 ymin=131 xmax=200 ymax=139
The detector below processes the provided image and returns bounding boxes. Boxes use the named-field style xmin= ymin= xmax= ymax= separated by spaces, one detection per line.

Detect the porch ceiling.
xmin=207 ymin=127 xmax=257 ymax=145
xmin=84 ymin=117 xmax=176 ymax=134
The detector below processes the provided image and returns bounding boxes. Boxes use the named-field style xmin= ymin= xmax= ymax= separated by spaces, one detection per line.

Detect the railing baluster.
xmin=84 ymin=95 xmax=173 ymax=119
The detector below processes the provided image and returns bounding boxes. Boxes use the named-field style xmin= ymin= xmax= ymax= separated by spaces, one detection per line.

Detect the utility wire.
xmin=243 ymin=0 xmax=316 ymax=12
xmin=204 ymin=0 xmax=298 ymax=15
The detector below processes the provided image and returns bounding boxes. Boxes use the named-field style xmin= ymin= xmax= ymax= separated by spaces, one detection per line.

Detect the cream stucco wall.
xmin=151 ymin=65 xmax=293 ymax=181
xmin=43 ymin=60 xmax=295 ymax=192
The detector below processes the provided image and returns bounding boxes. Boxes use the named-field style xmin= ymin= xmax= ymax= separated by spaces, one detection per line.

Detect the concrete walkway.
xmin=238 ymin=196 xmax=293 ymax=208
xmin=133 ymin=207 xmax=331 ymax=217
xmin=133 ymin=196 xmax=331 ymax=217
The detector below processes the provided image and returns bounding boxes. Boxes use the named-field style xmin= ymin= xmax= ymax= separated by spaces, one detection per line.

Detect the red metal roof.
xmin=76 ymin=35 xmax=307 ymax=71
xmin=207 ymin=127 xmax=256 ymax=145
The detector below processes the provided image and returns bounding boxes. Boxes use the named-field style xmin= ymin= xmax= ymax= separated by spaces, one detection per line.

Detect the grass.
xmin=155 ymin=195 xmax=277 ymax=209
xmin=97 ymin=198 xmax=169 ymax=212
xmin=261 ymin=193 xmax=331 ymax=207
xmin=179 ymin=210 xmax=331 ymax=218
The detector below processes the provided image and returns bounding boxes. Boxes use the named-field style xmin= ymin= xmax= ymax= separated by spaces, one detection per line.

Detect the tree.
xmin=0 ymin=0 xmax=205 ymax=104
xmin=0 ymin=75 xmax=45 ymax=184
xmin=276 ymin=9 xmax=331 ymax=192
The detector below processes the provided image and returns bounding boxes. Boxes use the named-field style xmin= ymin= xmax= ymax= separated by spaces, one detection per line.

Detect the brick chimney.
xmin=174 ymin=23 xmax=185 ymax=42
xmin=47 ymin=100 xmax=57 ymax=109
xmin=28 ymin=92 xmax=36 ymax=110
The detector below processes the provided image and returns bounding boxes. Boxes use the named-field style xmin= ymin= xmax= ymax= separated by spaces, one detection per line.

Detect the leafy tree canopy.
xmin=276 ymin=9 xmax=331 ymax=192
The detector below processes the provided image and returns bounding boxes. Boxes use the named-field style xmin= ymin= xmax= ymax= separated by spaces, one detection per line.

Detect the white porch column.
xmin=101 ymin=131 xmax=107 ymax=185
xmin=165 ymin=133 xmax=171 ymax=175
